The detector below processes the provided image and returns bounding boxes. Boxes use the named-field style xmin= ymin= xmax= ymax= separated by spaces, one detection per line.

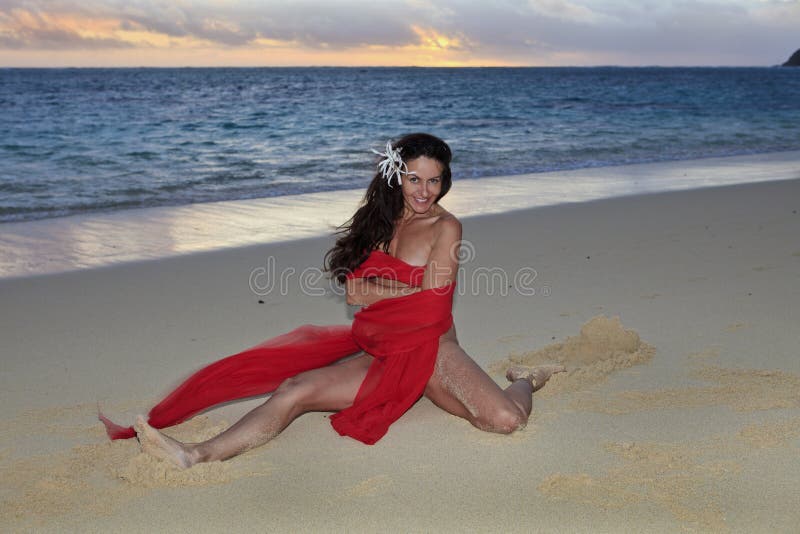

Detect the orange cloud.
xmin=0 ymin=7 xmax=514 ymax=66
xmin=410 ymin=26 xmax=465 ymax=51
xmin=0 ymin=7 xmax=221 ymax=49
xmin=4 ymin=8 xmax=112 ymax=38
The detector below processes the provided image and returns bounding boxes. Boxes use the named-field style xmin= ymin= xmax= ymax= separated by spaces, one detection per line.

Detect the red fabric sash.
xmin=100 ymin=250 xmax=454 ymax=445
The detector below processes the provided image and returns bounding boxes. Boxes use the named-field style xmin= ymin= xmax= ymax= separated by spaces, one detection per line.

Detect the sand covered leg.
xmin=426 ymin=338 xmax=556 ymax=433
xmin=506 ymin=364 xmax=567 ymax=393
xmin=136 ymin=391 xmax=323 ymax=470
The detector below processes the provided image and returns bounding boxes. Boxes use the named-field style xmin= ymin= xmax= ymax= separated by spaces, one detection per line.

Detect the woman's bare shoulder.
xmin=427 ymin=210 xmax=461 ymax=265
xmin=432 ymin=209 xmax=462 ymax=238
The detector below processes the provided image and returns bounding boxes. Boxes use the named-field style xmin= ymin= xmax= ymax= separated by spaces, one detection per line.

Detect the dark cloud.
xmin=0 ymin=0 xmax=797 ymax=64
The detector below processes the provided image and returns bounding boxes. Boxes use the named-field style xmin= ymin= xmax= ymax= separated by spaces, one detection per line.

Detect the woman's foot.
xmin=506 ymin=364 xmax=566 ymax=392
xmin=134 ymin=415 xmax=195 ymax=469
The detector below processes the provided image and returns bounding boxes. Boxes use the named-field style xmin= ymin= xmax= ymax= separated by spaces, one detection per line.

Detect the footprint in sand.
xmin=496 ymin=334 xmax=532 ymax=344
xmin=725 ymin=322 xmax=747 ymax=332
xmin=571 ymin=359 xmax=800 ymax=415
xmin=688 ymin=347 xmax=720 ymax=360
xmin=539 ymin=417 xmax=800 ymax=532
xmin=343 ymin=474 xmax=393 ymax=498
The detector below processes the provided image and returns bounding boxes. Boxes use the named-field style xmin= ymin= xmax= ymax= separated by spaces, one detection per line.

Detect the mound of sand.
xmin=492 ymin=315 xmax=655 ymax=396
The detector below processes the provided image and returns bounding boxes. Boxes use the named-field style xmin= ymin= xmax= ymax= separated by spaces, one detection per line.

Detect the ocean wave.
xmin=1 ymin=67 xmax=799 ymax=224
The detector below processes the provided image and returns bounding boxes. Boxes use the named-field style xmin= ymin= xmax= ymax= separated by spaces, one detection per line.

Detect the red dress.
xmin=100 ymin=250 xmax=455 ymax=445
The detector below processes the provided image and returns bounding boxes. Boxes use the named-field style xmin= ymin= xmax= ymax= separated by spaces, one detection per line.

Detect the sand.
xmin=2 ymin=159 xmax=800 ymax=532
xmin=490 ymin=315 xmax=656 ymax=396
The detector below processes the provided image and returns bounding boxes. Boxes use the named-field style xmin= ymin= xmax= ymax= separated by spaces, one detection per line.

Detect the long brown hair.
xmin=324 ymin=133 xmax=452 ymax=283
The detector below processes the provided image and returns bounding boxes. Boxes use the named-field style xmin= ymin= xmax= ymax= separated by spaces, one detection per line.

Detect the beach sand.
xmin=2 ymin=168 xmax=799 ymax=532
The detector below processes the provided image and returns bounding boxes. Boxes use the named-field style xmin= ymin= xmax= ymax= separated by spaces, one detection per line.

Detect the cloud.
xmin=0 ymin=27 xmax=132 ymax=50
xmin=0 ymin=0 xmax=797 ymax=65
xmin=528 ymin=0 xmax=616 ymax=24
xmin=0 ymin=2 xmax=134 ymax=49
xmin=426 ymin=0 xmax=798 ymax=65
xmin=0 ymin=1 xmax=424 ymax=50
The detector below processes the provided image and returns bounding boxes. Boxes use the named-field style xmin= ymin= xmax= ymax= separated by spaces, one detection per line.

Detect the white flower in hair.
xmin=371 ymin=140 xmax=416 ymax=187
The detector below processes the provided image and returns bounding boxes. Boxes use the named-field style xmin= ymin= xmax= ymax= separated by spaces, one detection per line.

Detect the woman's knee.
xmin=273 ymin=373 xmax=322 ymax=411
xmin=477 ymin=404 xmax=527 ymax=434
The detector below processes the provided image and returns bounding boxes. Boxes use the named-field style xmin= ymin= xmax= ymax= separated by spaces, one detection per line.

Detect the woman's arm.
xmin=345 ymin=214 xmax=462 ymax=305
xmin=346 ymin=277 xmax=420 ymax=306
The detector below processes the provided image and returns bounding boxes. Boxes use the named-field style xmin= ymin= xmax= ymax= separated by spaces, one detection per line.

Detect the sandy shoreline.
xmin=2 ymin=172 xmax=800 ymax=531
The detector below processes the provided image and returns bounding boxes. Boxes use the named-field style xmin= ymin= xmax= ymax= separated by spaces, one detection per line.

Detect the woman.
xmin=130 ymin=133 xmax=563 ymax=468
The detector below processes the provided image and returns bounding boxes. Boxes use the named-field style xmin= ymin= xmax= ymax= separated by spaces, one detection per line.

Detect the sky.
xmin=1 ymin=0 xmax=798 ymax=67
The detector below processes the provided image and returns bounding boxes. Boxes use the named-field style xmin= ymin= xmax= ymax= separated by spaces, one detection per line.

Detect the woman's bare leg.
xmin=425 ymin=327 xmax=564 ymax=433
xmin=135 ymin=353 xmax=372 ymax=469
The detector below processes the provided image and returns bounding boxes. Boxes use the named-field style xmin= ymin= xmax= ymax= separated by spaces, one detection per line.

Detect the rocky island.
xmin=783 ymin=48 xmax=800 ymax=66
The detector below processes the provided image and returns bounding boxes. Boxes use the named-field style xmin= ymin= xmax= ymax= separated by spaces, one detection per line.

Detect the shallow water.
xmin=1 ymin=151 xmax=797 ymax=279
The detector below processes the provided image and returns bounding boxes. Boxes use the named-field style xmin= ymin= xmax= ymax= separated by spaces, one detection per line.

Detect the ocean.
xmin=2 ymin=67 xmax=799 ymax=224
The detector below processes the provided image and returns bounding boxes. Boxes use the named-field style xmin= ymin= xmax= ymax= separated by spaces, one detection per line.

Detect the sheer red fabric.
xmin=100 ymin=250 xmax=454 ymax=445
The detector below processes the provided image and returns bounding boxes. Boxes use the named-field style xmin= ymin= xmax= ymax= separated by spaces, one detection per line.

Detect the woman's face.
xmin=401 ymin=156 xmax=444 ymax=216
